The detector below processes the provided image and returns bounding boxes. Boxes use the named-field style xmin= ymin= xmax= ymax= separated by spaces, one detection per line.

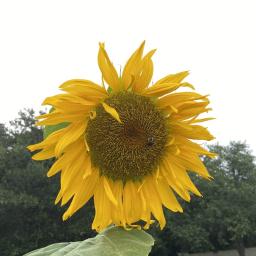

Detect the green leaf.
xmin=107 ymin=86 xmax=113 ymax=93
xmin=42 ymin=108 xmax=69 ymax=139
xmin=43 ymin=122 xmax=69 ymax=139
xmin=24 ymin=226 xmax=154 ymax=256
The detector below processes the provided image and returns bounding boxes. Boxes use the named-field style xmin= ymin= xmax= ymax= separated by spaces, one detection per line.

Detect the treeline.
xmin=0 ymin=109 xmax=256 ymax=256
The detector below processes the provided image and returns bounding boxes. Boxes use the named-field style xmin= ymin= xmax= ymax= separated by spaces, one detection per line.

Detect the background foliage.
xmin=0 ymin=109 xmax=256 ymax=256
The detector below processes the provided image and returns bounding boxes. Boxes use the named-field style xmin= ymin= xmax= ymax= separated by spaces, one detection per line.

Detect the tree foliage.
xmin=151 ymin=142 xmax=256 ymax=256
xmin=0 ymin=110 xmax=256 ymax=256
xmin=0 ymin=110 xmax=95 ymax=256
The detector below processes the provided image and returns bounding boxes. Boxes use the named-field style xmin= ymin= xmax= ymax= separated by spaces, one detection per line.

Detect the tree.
xmin=150 ymin=141 xmax=256 ymax=256
xmin=200 ymin=142 xmax=256 ymax=256
xmin=0 ymin=109 xmax=96 ymax=256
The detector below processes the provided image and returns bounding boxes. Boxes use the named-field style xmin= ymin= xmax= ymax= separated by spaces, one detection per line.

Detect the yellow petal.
xmin=157 ymin=92 xmax=207 ymax=108
xmin=154 ymin=71 xmax=189 ymax=85
xmin=59 ymin=155 xmax=89 ymax=207
xmin=27 ymin=128 xmax=64 ymax=152
xmin=173 ymin=101 xmax=211 ymax=120
xmin=123 ymin=181 xmax=133 ymax=224
xmin=122 ymin=41 xmax=145 ymax=89
xmin=63 ymin=170 xmax=99 ymax=220
xmin=102 ymin=102 xmax=122 ymax=123
xmin=170 ymin=121 xmax=215 ymax=141
xmin=174 ymin=135 xmax=216 ymax=158
xmin=98 ymin=43 xmax=120 ymax=91
xmin=49 ymin=139 xmax=85 ymax=178
xmin=60 ymin=79 xmax=107 ymax=94
xmin=92 ymin=177 xmax=112 ymax=232
xmin=35 ymin=111 xmax=88 ymax=126
xmin=55 ymin=120 xmax=88 ymax=157
xmin=60 ymin=80 xmax=107 ymax=102
xmin=123 ymin=181 xmax=143 ymax=224
xmin=155 ymin=177 xmax=183 ymax=212
xmin=172 ymin=162 xmax=202 ymax=196
xmin=103 ymin=176 xmax=118 ymax=206
xmin=169 ymin=151 xmax=211 ymax=179
xmin=160 ymin=159 xmax=191 ymax=201
xmin=110 ymin=180 xmax=125 ymax=227
xmin=131 ymin=183 xmax=144 ymax=220
xmin=187 ymin=117 xmax=215 ymax=124
xmin=55 ymin=190 xmax=62 ymax=205
xmin=132 ymin=49 xmax=156 ymax=92
xmin=32 ymin=148 xmax=55 ymax=160
xmin=142 ymin=176 xmax=166 ymax=230
xmin=43 ymin=93 xmax=95 ymax=107
xmin=47 ymin=156 xmax=63 ymax=177
xmin=142 ymin=71 xmax=192 ymax=97
xmin=142 ymin=82 xmax=179 ymax=97
xmin=60 ymin=153 xmax=88 ymax=196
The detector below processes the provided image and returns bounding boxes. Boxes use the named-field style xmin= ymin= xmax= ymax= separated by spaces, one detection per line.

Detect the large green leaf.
xmin=24 ymin=226 xmax=154 ymax=256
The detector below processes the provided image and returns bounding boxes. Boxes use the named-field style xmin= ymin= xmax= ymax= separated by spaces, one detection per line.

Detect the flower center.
xmin=86 ymin=92 xmax=169 ymax=181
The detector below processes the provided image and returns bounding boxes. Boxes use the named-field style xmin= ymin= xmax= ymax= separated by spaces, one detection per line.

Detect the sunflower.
xmin=28 ymin=41 xmax=215 ymax=232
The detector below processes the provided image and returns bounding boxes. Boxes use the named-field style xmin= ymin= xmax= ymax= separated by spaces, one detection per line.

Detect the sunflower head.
xmin=86 ymin=91 xmax=169 ymax=181
xmin=28 ymin=41 xmax=215 ymax=232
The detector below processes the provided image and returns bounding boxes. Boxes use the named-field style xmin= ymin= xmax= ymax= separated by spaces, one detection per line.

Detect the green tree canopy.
xmin=151 ymin=142 xmax=256 ymax=256
xmin=0 ymin=110 xmax=95 ymax=256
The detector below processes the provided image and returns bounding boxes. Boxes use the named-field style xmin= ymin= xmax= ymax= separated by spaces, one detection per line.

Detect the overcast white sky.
xmin=0 ymin=0 xmax=256 ymax=152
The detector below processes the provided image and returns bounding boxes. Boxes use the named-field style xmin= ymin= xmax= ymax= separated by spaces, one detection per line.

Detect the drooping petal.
xmin=123 ymin=181 xmax=143 ymax=225
xmin=103 ymin=176 xmax=118 ymax=206
xmin=63 ymin=170 xmax=99 ymax=220
xmin=142 ymin=176 xmax=166 ymax=229
xmin=110 ymin=180 xmax=126 ymax=227
xmin=102 ymin=102 xmax=122 ymax=123
xmin=92 ymin=177 xmax=112 ymax=232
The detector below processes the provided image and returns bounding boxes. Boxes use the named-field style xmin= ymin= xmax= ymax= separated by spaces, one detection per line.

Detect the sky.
xmin=0 ymin=0 xmax=256 ymax=153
